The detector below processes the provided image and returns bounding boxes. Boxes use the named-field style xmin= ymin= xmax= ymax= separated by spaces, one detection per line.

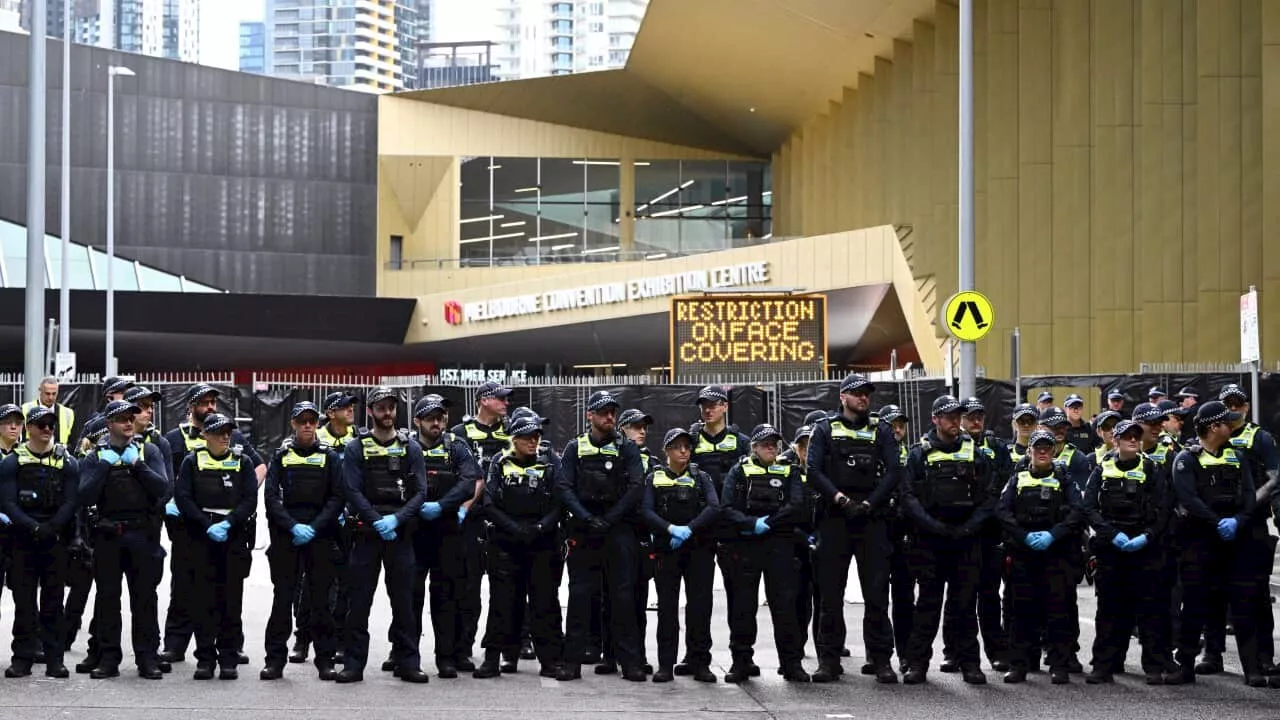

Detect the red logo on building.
xmin=444 ymin=301 xmax=464 ymax=325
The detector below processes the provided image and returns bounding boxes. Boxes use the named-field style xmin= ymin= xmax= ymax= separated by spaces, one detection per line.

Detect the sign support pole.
xmin=958 ymin=0 xmax=976 ymax=400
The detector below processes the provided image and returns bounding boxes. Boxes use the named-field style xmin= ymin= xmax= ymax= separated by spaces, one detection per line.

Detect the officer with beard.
xmin=261 ymin=402 xmax=344 ymax=681
xmin=161 ymin=384 xmax=263 ymax=668
xmin=900 ymin=395 xmax=995 ymax=685
xmin=555 ymin=390 xmax=646 ymax=682
xmin=475 ymin=416 xmax=565 ymax=679
xmin=337 ymin=387 xmax=429 ymax=684
xmin=0 ymin=405 xmax=80 ymax=679
xmin=806 ymin=374 xmax=900 ymax=684
xmin=78 ymin=400 xmax=170 ymax=679
xmin=409 ymin=394 xmax=482 ymax=679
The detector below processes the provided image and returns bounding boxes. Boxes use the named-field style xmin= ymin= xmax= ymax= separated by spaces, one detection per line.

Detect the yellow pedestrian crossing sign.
xmin=942 ymin=291 xmax=994 ymax=342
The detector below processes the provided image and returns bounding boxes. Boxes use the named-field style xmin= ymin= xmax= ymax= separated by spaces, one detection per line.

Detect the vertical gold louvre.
xmin=773 ymin=0 xmax=1274 ymax=374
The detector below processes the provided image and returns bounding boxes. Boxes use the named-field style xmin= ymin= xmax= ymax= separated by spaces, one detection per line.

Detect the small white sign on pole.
xmin=54 ymin=352 xmax=76 ymax=383
xmin=1241 ymin=287 xmax=1260 ymax=364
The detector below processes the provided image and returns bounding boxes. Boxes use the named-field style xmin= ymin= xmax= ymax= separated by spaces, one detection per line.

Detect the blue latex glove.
xmin=669 ymin=525 xmax=693 ymax=542
xmin=670 ymin=536 xmax=685 ymax=550
xmin=419 ymin=502 xmax=443 ymax=521
xmin=373 ymin=515 xmax=399 ymax=541
xmin=1217 ymin=517 xmax=1238 ymax=541
xmin=1111 ymin=532 xmax=1131 ymax=549
xmin=98 ymin=448 xmax=121 ymax=465
xmin=1123 ymin=534 xmax=1149 ymax=552
xmin=338 ymin=512 xmax=346 ymax=527
xmin=120 ymin=445 xmax=140 ymax=465
xmin=206 ymin=521 xmax=230 ymax=543
xmin=165 ymin=500 xmax=179 ymax=518
xmin=291 ymin=523 xmax=315 ymax=546
xmin=753 ymin=517 xmax=770 ymax=535
xmin=458 ymin=506 xmax=468 ymax=525
xmin=0 ymin=513 xmax=10 ymax=526
xmin=1025 ymin=531 xmax=1051 ymax=551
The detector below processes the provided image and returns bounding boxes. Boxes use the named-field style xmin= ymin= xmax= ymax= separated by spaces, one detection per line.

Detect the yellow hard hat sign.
xmin=941 ymin=291 xmax=994 ymax=342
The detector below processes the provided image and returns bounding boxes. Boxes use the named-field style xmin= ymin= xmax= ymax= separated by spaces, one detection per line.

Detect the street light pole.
xmin=58 ymin=0 xmax=72 ymax=356
xmin=105 ymin=65 xmax=134 ymax=377
xmin=958 ymin=0 xmax=976 ymax=400
xmin=24 ymin=0 xmax=48 ymax=402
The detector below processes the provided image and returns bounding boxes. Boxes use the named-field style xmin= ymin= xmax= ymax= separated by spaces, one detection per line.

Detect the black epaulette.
xmin=689 ymin=421 xmax=705 ymax=436
xmin=317 ymin=442 xmax=331 ymax=452
xmin=357 ymin=427 xmax=372 ymax=438
xmin=396 ymin=429 xmax=411 ymax=444
xmin=52 ymin=444 xmax=66 ymax=459
xmin=279 ymin=438 xmax=294 ymax=452
xmin=230 ymin=444 xmax=244 ymax=458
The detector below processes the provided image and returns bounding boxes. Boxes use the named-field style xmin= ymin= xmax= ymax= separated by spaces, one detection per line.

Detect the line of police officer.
xmin=0 ymin=374 xmax=1275 ymax=688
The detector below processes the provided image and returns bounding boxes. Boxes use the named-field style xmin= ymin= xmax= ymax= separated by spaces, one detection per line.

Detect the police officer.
xmin=1033 ymin=406 xmax=1091 ymax=673
xmin=337 ymin=387 xmax=428 ymax=684
xmin=555 ymin=390 xmax=647 ymax=682
xmin=475 ymin=415 xmax=564 ymax=679
xmin=1105 ymin=389 xmax=1126 ymax=415
xmin=66 ymin=416 xmax=106 ymax=668
xmin=1213 ymin=384 xmax=1280 ymax=681
xmin=0 ymin=405 xmax=21 ymax=654
xmin=1171 ymin=401 xmax=1267 ymax=687
xmin=720 ymin=424 xmax=809 ymax=683
xmin=1088 ymin=411 xmax=1121 ymax=468
xmin=410 ymin=394 xmax=482 ymax=679
xmin=450 ymin=380 xmax=512 ymax=671
xmin=780 ymin=423 xmax=817 ymax=655
xmin=504 ymin=405 xmax=555 ymax=666
xmin=261 ymin=402 xmax=344 ymax=681
xmin=1063 ymin=394 xmax=1096 ymax=454
xmin=996 ymin=430 xmax=1084 ymax=684
xmin=175 ymin=413 xmax=257 ymax=680
xmin=296 ymin=391 xmax=359 ymax=666
xmin=124 ymin=386 xmax=173 ymax=466
xmin=1081 ymin=420 xmax=1176 ymax=685
xmin=78 ymin=400 xmax=170 ymax=679
xmin=878 ymin=405 xmax=914 ymax=670
xmin=1008 ymin=404 xmax=1038 ymax=465
xmin=161 ymin=384 xmax=263 ymax=668
xmin=0 ymin=405 xmax=79 ymax=678
xmin=1157 ymin=401 xmax=1188 ymax=453
xmin=612 ymin=407 xmax=657 ymax=676
xmin=900 ymin=395 xmax=994 ymax=685
xmin=804 ymin=374 xmax=899 ymax=684
xmin=687 ymin=386 xmax=750 ymax=675
xmin=1148 ymin=386 xmax=1168 ymax=404
xmin=944 ymin=397 xmax=1011 ymax=674
xmin=642 ymin=428 xmax=719 ymax=684
xmin=1036 ymin=391 xmax=1054 ymax=412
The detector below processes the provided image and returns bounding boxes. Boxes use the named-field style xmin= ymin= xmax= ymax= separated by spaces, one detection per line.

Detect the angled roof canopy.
xmin=394 ymin=0 xmax=935 ymax=155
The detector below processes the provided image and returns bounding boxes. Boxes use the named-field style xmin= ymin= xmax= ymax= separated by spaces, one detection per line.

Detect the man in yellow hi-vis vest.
xmin=21 ymin=376 xmax=74 ymax=446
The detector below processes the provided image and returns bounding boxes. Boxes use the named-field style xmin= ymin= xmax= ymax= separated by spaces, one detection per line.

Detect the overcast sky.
xmin=200 ymin=0 xmax=262 ymax=70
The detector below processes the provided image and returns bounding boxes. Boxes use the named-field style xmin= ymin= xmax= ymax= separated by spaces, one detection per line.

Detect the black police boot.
xmin=33 ymin=651 xmax=47 ymax=665
xmin=555 ymin=663 xmax=581 ymax=681
xmin=691 ymin=666 xmax=717 ymax=683
xmin=192 ymin=662 xmax=215 ymax=680
xmin=1085 ymin=669 xmax=1113 ymax=684
xmin=1268 ymin=674 xmax=1280 ymax=689
xmin=595 ymin=659 xmax=618 ymax=675
xmin=652 ymin=666 xmax=674 ymax=683
xmin=5 ymin=660 xmax=32 ymax=678
xmin=859 ymin=662 xmax=876 ymax=675
xmin=781 ymin=664 xmax=811 ymax=683
xmin=539 ymin=663 xmax=559 ymax=678
xmin=991 ymin=658 xmax=1011 ymax=672
xmin=159 ymin=649 xmax=185 ymax=664
xmin=260 ymin=664 xmax=284 ymax=680
xmin=1195 ymin=653 xmax=1223 ymax=675
xmin=841 ymin=647 xmax=851 ymax=657
xmin=724 ymin=663 xmax=751 ymax=684
xmin=473 ymin=650 xmax=502 ymax=679
xmin=381 ymin=655 xmax=396 ymax=672
xmin=1246 ymin=674 xmax=1268 ymax=688
xmin=622 ymin=665 xmax=647 ymax=682
xmin=747 ymin=663 xmax=761 ymax=677
xmin=1145 ymin=671 xmax=1166 ymax=685
xmin=137 ymin=658 xmax=163 ymax=680
xmin=157 ymin=659 xmax=172 ymax=674
xmin=1003 ymin=668 xmax=1027 ymax=684
xmin=75 ymin=654 xmax=99 ymax=674
xmin=288 ymin=640 xmax=309 ymax=664
xmin=500 ymin=656 xmax=519 ymax=674
xmin=1065 ymin=655 xmax=1084 ymax=674
xmin=219 ymin=663 xmax=239 ymax=680
xmin=437 ymin=659 xmax=458 ymax=679
xmin=455 ymin=655 xmax=476 ymax=672
xmin=874 ymin=663 xmax=899 ymax=684
xmin=45 ymin=662 xmax=69 ymax=679
xmin=673 ymin=661 xmax=693 ymax=676
xmin=334 ymin=668 xmax=363 ymax=683
xmin=812 ymin=662 xmax=841 ymax=683
xmin=316 ymin=660 xmax=337 ymax=682
xmin=939 ymin=657 xmax=961 ymax=673
xmin=961 ymin=665 xmax=987 ymax=685
xmin=519 ymin=638 xmax=536 ymax=661
xmin=1050 ymin=668 xmax=1070 ymax=684
xmin=902 ymin=666 xmax=927 ymax=685
xmin=89 ymin=662 xmax=120 ymax=679
xmin=396 ymin=667 xmax=430 ymax=683
xmin=1263 ymin=661 xmax=1280 ymax=676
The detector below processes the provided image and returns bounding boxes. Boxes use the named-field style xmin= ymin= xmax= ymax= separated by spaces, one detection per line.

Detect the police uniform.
xmin=1171 ymin=403 xmax=1266 ymax=685
xmin=0 ymin=436 xmax=79 ymax=676
xmin=1036 ymin=408 xmax=1093 ymax=672
xmin=779 ymin=429 xmax=819 ymax=656
xmin=995 ymin=433 xmax=1084 ymax=683
xmin=804 ymin=375 xmax=901 ymax=682
xmin=900 ymin=396 xmax=995 ymax=683
xmin=554 ymin=391 xmax=647 ymax=681
xmin=174 ymin=416 xmax=258 ymax=679
xmin=1063 ymin=395 xmax=1096 ymax=454
xmin=719 ymin=426 xmax=808 ymax=682
xmin=262 ymin=420 xmax=344 ymax=679
xmin=641 ymin=430 xmax=719 ymax=681
xmin=338 ymin=417 xmax=428 ymax=682
xmin=476 ymin=420 xmax=565 ymax=678
xmin=411 ymin=410 xmax=483 ymax=676
xmin=1081 ymin=424 xmax=1174 ymax=683
xmin=77 ymin=402 xmax=170 ymax=678
xmin=64 ymin=416 xmax=105 ymax=668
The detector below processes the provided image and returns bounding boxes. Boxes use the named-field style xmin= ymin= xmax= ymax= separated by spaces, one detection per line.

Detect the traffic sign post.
xmin=54 ymin=351 xmax=76 ymax=383
xmin=1241 ymin=286 xmax=1261 ymax=423
xmin=942 ymin=290 xmax=995 ymax=343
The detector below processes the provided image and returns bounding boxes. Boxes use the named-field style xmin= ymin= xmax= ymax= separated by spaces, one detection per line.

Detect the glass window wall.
xmin=633 ymin=159 xmax=771 ymax=256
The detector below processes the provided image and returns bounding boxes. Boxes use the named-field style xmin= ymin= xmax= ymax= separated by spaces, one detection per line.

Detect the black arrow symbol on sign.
xmin=951 ymin=300 xmax=988 ymax=330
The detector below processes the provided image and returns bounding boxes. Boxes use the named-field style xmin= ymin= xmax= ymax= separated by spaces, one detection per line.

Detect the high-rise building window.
xmin=389 ymin=235 xmax=404 ymax=270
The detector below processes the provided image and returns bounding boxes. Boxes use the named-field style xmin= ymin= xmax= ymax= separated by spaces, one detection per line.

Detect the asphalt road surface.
xmin=0 ymin=523 xmax=1276 ymax=720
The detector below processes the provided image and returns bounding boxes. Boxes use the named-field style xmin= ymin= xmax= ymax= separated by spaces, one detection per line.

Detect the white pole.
xmin=24 ymin=0 xmax=48 ymax=401
xmin=958 ymin=0 xmax=976 ymax=400
xmin=58 ymin=0 xmax=71 ymax=354
xmin=106 ymin=69 xmax=116 ymax=376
